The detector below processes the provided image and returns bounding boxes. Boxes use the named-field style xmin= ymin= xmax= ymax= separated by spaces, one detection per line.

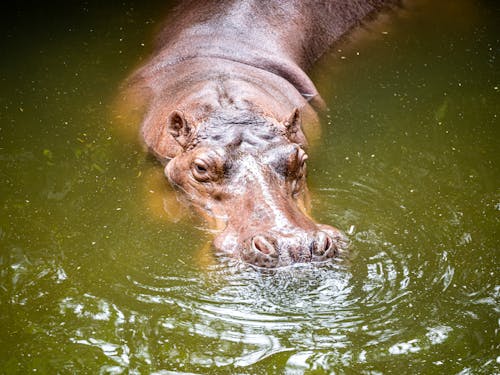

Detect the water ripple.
xmin=47 ymin=163 xmax=498 ymax=373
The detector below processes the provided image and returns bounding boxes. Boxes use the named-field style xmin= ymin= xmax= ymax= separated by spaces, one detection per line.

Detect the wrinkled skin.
xmin=164 ymin=109 xmax=348 ymax=268
xmin=122 ymin=0 xmax=396 ymax=267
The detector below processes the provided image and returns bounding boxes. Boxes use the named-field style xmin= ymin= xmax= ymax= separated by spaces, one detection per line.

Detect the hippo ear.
xmin=166 ymin=110 xmax=193 ymax=149
xmin=284 ymin=108 xmax=302 ymax=141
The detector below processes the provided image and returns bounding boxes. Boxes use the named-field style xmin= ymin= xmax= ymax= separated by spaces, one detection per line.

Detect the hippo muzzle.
xmin=211 ymin=180 xmax=347 ymax=268
xmin=211 ymin=153 xmax=347 ymax=267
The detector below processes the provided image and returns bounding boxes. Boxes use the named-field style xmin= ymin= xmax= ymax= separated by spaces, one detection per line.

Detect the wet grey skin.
xmin=164 ymin=109 xmax=349 ymax=268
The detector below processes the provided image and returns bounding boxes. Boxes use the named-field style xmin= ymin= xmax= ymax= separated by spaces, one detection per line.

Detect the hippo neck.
xmin=149 ymin=49 xmax=321 ymax=106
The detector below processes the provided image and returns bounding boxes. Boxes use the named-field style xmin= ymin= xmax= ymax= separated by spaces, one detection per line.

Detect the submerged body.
xmin=125 ymin=0 xmax=396 ymax=267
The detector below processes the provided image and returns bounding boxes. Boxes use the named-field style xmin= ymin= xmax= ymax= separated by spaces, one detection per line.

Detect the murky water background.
xmin=1 ymin=0 xmax=498 ymax=373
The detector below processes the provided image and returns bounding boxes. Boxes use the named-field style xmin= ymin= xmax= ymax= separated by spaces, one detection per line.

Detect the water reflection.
xmin=1 ymin=0 xmax=499 ymax=373
xmin=53 ymin=230 xmax=459 ymax=373
xmin=58 ymin=261 xmax=355 ymax=369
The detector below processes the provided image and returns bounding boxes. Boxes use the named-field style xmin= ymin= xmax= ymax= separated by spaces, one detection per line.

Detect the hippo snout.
xmin=240 ymin=230 xmax=343 ymax=268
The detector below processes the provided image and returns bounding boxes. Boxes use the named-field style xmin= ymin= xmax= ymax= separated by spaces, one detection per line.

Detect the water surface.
xmin=0 ymin=0 xmax=498 ymax=373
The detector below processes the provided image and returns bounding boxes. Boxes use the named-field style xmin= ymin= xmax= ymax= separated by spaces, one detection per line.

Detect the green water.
xmin=0 ymin=1 xmax=498 ymax=373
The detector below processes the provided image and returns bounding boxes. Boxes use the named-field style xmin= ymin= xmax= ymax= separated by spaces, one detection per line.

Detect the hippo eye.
xmin=298 ymin=149 xmax=308 ymax=167
xmin=281 ymin=147 xmax=308 ymax=178
xmin=195 ymin=163 xmax=207 ymax=173
xmin=192 ymin=159 xmax=210 ymax=181
xmin=295 ymin=148 xmax=308 ymax=174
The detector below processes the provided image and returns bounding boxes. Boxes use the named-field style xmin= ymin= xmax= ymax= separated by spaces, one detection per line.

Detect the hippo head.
xmin=164 ymin=108 xmax=347 ymax=268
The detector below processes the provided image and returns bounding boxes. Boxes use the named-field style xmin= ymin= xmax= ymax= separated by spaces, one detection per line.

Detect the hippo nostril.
xmin=251 ymin=235 xmax=276 ymax=255
xmin=313 ymin=231 xmax=332 ymax=256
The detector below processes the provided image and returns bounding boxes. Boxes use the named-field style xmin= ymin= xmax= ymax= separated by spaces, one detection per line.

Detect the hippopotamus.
xmin=123 ymin=0 xmax=397 ymax=267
